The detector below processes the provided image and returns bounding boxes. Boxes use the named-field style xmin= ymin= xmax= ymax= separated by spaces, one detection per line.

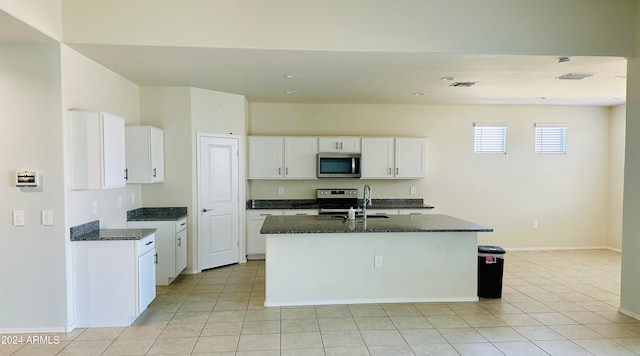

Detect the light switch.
xmin=13 ymin=210 xmax=25 ymax=226
xmin=42 ymin=210 xmax=53 ymax=226
xmin=277 ymin=186 xmax=284 ymax=195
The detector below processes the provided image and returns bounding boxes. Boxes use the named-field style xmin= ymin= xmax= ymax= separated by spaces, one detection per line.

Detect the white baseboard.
xmin=619 ymin=308 xmax=640 ymax=321
xmin=0 ymin=326 xmax=67 ymax=334
xmin=264 ymin=296 xmax=478 ymax=307
xmin=504 ymin=246 xmax=619 ymax=252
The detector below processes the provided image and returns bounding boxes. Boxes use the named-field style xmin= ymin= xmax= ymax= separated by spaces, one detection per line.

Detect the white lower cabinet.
xmin=128 ymin=217 xmax=188 ymax=285
xmin=247 ymin=210 xmax=284 ymax=259
xmin=73 ymin=233 xmax=156 ymax=327
xmin=246 ymin=209 xmax=318 ymax=259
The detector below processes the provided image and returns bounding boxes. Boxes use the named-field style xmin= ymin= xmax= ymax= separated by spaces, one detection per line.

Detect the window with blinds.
xmin=535 ymin=123 xmax=567 ymax=154
xmin=474 ymin=122 xmax=507 ymax=154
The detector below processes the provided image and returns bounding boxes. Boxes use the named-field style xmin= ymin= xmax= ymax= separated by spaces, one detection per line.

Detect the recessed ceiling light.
xmin=283 ymin=74 xmax=301 ymax=79
xmin=449 ymin=82 xmax=478 ymax=88
xmin=611 ymin=97 xmax=623 ymax=101
xmin=283 ymin=90 xmax=298 ymax=94
xmin=558 ymin=57 xmax=571 ymax=63
xmin=537 ymin=97 xmax=547 ymax=100
xmin=413 ymin=92 xmax=426 ymax=96
xmin=440 ymin=76 xmax=455 ymax=81
xmin=555 ymin=72 xmax=594 ymax=80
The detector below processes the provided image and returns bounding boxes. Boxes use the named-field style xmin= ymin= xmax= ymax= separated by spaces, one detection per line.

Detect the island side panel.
xmin=265 ymin=232 xmax=478 ymax=306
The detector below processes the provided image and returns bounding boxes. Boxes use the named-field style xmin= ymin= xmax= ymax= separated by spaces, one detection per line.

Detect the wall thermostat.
xmin=16 ymin=170 xmax=40 ymax=187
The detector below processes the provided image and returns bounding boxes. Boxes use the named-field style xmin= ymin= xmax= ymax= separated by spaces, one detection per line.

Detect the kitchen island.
xmin=261 ymin=214 xmax=492 ymax=307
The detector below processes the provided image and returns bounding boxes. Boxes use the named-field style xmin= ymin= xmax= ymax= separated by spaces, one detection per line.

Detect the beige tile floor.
xmin=3 ymin=249 xmax=640 ymax=355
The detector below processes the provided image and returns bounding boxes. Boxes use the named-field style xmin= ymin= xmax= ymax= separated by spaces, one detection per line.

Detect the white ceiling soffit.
xmin=0 ymin=11 xmax=55 ymax=43
xmin=67 ymin=43 xmax=627 ymax=106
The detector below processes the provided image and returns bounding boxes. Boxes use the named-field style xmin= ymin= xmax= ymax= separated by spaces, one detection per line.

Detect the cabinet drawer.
xmin=137 ymin=234 xmax=156 ymax=256
xmin=175 ymin=218 xmax=187 ymax=233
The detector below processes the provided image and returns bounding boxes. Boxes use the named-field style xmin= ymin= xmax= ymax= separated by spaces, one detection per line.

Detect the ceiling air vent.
xmin=449 ymin=82 xmax=478 ymax=88
xmin=555 ymin=72 xmax=594 ymax=80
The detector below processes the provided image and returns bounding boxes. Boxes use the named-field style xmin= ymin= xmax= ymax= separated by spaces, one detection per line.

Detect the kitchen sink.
xmin=317 ymin=214 xmax=390 ymax=220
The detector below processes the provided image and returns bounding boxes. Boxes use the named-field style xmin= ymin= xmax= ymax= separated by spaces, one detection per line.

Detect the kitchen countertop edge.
xmin=261 ymin=214 xmax=492 ymax=234
xmin=71 ymin=228 xmax=157 ymax=241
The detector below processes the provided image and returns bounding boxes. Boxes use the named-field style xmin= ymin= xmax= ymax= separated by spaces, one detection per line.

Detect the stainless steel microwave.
xmin=317 ymin=153 xmax=361 ymax=178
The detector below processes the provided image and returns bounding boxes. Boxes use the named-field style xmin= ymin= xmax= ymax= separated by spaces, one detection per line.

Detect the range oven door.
xmin=317 ymin=153 xmax=361 ymax=178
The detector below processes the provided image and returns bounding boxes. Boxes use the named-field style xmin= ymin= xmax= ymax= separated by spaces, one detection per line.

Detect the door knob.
xmin=202 ymin=208 xmax=212 ymax=213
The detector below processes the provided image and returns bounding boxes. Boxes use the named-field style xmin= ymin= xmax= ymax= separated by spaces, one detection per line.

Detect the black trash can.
xmin=477 ymin=245 xmax=506 ymax=298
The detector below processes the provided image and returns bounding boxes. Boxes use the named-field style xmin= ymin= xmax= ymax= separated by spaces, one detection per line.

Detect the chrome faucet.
xmin=362 ymin=184 xmax=372 ymax=221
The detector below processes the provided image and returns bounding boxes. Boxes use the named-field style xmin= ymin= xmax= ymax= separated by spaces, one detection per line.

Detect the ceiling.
xmin=68 ymin=43 xmax=628 ymax=106
xmin=2 ymin=10 xmax=627 ymax=107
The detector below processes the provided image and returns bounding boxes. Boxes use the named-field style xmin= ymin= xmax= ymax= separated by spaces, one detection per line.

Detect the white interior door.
xmin=198 ymin=134 xmax=240 ymax=270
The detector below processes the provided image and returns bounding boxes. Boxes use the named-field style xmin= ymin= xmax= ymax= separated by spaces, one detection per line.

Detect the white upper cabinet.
xmin=249 ymin=136 xmax=284 ymax=179
xmin=318 ymin=137 xmax=361 ymax=153
xmin=361 ymin=137 xmax=395 ymax=178
xmin=395 ymin=138 xmax=426 ymax=178
xmin=283 ymin=137 xmax=318 ymax=179
xmin=126 ymin=125 xmax=165 ymax=183
xmin=249 ymin=136 xmax=318 ymax=179
xmin=70 ymin=110 xmax=126 ymax=189
xmin=361 ymin=137 xmax=426 ymax=179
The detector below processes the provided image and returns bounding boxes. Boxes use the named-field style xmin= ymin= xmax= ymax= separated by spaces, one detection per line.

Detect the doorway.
xmin=197 ymin=133 xmax=242 ymax=270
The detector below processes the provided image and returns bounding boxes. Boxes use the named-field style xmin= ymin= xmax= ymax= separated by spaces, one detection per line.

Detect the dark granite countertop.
xmin=260 ymin=214 xmax=492 ymax=234
xmin=247 ymin=199 xmax=434 ymax=210
xmin=127 ymin=207 xmax=187 ymax=221
xmin=70 ymin=220 xmax=156 ymax=241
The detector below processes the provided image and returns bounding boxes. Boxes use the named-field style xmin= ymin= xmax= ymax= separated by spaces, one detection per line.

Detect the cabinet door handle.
xmin=396 ymin=167 xmax=399 ymax=175
xmin=202 ymin=208 xmax=212 ymax=213
xmin=180 ymin=223 xmax=186 ymax=226
xmin=335 ymin=142 xmax=339 ymax=150
xmin=285 ymin=167 xmax=289 ymax=175
xmin=145 ymin=241 xmax=153 ymax=246
xmin=154 ymin=253 xmax=158 ymax=264
xmin=124 ymin=168 xmax=128 ymax=180
xmin=152 ymin=168 xmax=157 ymax=178
xmin=340 ymin=142 xmax=343 ymax=150
xmin=278 ymin=167 xmax=281 ymax=175
xmin=388 ymin=168 xmax=392 ymax=175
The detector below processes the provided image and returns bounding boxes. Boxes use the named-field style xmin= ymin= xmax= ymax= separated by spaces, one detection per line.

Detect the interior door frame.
xmin=195 ymin=132 xmax=246 ymax=272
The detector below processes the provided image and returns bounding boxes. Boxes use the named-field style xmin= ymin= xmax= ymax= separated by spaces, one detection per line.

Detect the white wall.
xmin=61 ymin=0 xmax=636 ymax=57
xmin=620 ymin=7 xmax=640 ymax=318
xmin=140 ymin=87 xmax=247 ymax=272
xmin=0 ymin=0 xmax=62 ymax=41
xmin=609 ymin=105 xmax=626 ymax=250
xmin=0 ymin=42 xmax=66 ymax=331
xmin=249 ymin=103 xmax=616 ymax=250
xmin=62 ymin=45 xmax=141 ymax=230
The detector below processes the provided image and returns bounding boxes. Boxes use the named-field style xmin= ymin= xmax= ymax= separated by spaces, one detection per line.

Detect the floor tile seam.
xmin=530 ymin=338 xmax=605 ymax=355
xmin=485 ymin=338 xmax=557 ymax=356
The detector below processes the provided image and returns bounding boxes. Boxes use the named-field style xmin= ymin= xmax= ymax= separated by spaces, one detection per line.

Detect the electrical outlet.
xmin=91 ymin=201 xmax=98 ymax=214
xmin=532 ymin=220 xmax=539 ymax=229
xmin=277 ymin=186 xmax=284 ymax=195
xmin=117 ymin=196 xmax=123 ymax=207
xmin=410 ymin=186 xmax=417 ymax=195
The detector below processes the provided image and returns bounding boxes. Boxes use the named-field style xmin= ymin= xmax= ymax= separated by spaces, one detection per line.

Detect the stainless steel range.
xmin=316 ymin=188 xmax=359 ymax=215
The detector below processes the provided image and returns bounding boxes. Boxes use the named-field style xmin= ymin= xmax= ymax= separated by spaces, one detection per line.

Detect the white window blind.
xmin=474 ymin=122 xmax=507 ymax=154
xmin=535 ymin=123 xmax=567 ymax=154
